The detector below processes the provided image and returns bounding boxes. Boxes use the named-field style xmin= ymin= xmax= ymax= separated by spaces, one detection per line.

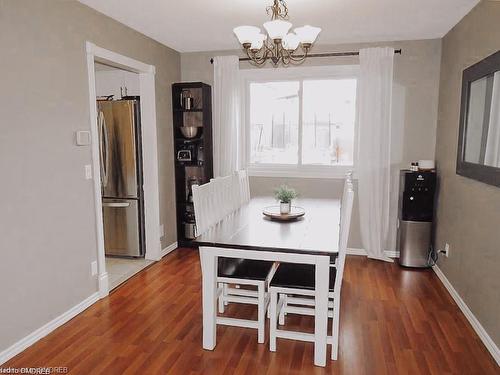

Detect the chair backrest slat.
xmin=333 ymin=174 xmax=354 ymax=295
xmin=237 ymin=170 xmax=250 ymax=205
xmin=193 ymin=169 xmax=251 ymax=236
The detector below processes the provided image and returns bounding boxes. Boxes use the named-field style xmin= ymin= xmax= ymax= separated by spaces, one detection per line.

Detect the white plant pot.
xmin=280 ymin=202 xmax=291 ymax=214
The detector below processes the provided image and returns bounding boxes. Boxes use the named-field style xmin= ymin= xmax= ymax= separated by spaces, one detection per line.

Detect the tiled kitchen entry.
xmin=105 ymin=257 xmax=154 ymax=290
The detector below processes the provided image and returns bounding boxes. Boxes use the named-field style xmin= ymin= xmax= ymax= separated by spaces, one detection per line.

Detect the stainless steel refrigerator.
xmin=97 ymin=98 xmax=145 ymax=257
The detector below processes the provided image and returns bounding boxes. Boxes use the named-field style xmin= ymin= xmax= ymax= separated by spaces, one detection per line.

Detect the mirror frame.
xmin=457 ymin=50 xmax=500 ymax=187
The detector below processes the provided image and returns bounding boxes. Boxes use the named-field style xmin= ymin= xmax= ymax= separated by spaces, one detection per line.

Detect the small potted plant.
xmin=274 ymin=185 xmax=298 ymax=214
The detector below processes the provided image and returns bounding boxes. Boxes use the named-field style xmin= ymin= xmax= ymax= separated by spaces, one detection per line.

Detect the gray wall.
xmin=0 ymin=0 xmax=179 ymax=352
xmin=434 ymin=0 xmax=500 ymax=347
xmin=181 ymin=39 xmax=442 ymax=248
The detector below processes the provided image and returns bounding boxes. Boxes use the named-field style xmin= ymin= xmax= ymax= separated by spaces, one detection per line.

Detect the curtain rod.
xmin=210 ymin=49 xmax=401 ymax=64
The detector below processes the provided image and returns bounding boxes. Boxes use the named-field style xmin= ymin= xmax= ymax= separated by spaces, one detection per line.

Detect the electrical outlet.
xmin=91 ymin=261 xmax=98 ymax=276
xmin=444 ymin=243 xmax=450 ymax=258
xmin=160 ymin=224 xmax=165 ymax=238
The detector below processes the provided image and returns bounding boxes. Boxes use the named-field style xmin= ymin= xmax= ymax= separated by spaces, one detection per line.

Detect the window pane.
xmin=250 ymin=81 xmax=299 ymax=164
xmin=302 ymin=79 xmax=357 ymax=166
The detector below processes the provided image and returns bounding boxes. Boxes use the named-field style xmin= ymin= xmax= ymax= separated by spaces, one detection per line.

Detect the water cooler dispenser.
xmin=397 ymin=170 xmax=436 ymax=267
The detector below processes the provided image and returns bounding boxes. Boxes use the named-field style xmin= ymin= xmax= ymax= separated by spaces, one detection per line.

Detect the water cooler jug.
xmin=397 ymin=170 xmax=436 ymax=267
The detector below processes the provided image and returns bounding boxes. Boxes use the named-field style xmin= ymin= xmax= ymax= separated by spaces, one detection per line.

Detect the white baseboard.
xmin=346 ymin=247 xmax=367 ymax=256
xmin=159 ymin=241 xmax=178 ymax=259
xmin=0 ymin=292 xmax=100 ymax=366
xmin=384 ymin=250 xmax=400 ymax=258
xmin=432 ymin=265 xmax=500 ymax=366
xmin=347 ymin=247 xmax=399 ymax=258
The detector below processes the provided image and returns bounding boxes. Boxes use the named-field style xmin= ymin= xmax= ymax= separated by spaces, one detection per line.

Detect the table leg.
xmin=314 ymin=256 xmax=330 ymax=367
xmin=200 ymin=247 xmax=217 ymax=350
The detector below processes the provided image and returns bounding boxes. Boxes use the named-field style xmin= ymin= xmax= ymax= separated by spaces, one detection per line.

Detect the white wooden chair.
xmin=192 ymin=173 xmax=276 ymax=344
xmin=268 ymin=175 xmax=355 ymax=360
xmin=216 ymin=258 xmax=277 ymax=343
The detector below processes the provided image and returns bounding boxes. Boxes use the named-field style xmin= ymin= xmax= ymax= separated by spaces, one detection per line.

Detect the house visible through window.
xmin=248 ymin=70 xmax=357 ymax=174
xmin=302 ymin=79 xmax=356 ymax=165
xmin=250 ymin=81 xmax=299 ymax=164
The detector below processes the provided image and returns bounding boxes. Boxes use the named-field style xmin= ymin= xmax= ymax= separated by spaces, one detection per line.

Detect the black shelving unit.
xmin=172 ymin=82 xmax=213 ymax=248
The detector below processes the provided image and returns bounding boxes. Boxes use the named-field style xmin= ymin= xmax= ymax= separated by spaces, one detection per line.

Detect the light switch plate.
xmin=444 ymin=243 xmax=450 ymax=257
xmin=160 ymin=224 xmax=165 ymax=238
xmin=85 ymin=164 xmax=92 ymax=180
xmin=76 ymin=130 xmax=91 ymax=146
xmin=91 ymin=261 xmax=98 ymax=276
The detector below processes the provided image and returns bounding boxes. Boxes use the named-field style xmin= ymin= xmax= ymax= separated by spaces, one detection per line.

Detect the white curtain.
xmin=213 ymin=56 xmax=244 ymax=177
xmin=357 ymin=47 xmax=395 ymax=262
xmin=387 ymin=83 xmax=405 ymax=256
xmin=484 ymin=72 xmax=500 ymax=167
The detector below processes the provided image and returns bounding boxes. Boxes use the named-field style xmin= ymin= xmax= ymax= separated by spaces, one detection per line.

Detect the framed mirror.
xmin=457 ymin=50 xmax=500 ymax=187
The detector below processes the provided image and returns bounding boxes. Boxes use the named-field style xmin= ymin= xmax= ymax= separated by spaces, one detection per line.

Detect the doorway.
xmin=95 ymin=62 xmax=154 ymax=290
xmin=86 ymin=42 xmax=162 ymax=296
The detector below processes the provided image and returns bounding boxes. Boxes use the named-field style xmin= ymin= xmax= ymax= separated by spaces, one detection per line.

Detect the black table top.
xmin=193 ymin=197 xmax=340 ymax=256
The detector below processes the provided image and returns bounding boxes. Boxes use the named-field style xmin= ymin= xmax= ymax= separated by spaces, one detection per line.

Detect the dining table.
xmin=193 ymin=196 xmax=341 ymax=367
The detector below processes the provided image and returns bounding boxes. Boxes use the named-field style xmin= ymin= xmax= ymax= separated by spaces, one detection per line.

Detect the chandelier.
xmin=233 ymin=0 xmax=321 ymax=66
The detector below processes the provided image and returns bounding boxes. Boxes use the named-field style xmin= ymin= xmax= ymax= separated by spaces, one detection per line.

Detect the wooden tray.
xmin=262 ymin=206 xmax=305 ymax=221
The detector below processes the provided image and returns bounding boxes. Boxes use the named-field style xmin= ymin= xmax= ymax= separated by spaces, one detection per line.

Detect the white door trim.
xmin=85 ymin=42 xmax=162 ymax=298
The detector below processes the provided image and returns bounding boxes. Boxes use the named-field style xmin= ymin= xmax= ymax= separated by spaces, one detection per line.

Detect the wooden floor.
xmin=5 ymin=249 xmax=498 ymax=374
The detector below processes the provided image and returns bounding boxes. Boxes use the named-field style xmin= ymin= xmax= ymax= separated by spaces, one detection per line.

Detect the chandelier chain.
xmin=266 ymin=0 xmax=289 ymax=20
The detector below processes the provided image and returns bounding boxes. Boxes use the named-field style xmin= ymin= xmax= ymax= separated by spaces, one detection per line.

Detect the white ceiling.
xmin=79 ymin=0 xmax=480 ymax=52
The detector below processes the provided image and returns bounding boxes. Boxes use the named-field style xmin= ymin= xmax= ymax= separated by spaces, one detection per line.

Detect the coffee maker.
xmin=183 ymin=176 xmax=200 ymax=239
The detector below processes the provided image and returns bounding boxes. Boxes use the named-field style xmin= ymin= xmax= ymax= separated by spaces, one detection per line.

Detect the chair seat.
xmin=270 ymin=263 xmax=336 ymax=292
xmin=218 ymin=258 xmax=274 ymax=281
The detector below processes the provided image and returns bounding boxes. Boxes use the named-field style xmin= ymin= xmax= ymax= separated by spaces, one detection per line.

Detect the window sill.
xmin=247 ymin=165 xmax=356 ymax=179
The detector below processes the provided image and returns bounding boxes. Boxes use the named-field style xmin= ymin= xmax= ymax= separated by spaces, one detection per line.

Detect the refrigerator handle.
xmin=99 ymin=110 xmax=110 ymax=188
xmin=103 ymin=202 xmax=130 ymax=208
xmin=97 ymin=111 xmax=106 ymax=187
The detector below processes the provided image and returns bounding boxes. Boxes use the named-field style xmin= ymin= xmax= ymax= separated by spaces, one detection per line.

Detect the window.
xmin=244 ymin=66 xmax=358 ymax=177
xmin=250 ymin=81 xmax=299 ymax=164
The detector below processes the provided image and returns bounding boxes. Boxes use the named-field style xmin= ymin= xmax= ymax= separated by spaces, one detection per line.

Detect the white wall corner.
xmin=432 ymin=265 xmax=500 ymax=366
xmin=0 ymin=292 xmax=99 ymax=366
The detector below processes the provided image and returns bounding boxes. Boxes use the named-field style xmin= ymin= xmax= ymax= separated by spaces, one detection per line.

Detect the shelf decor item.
xmin=180 ymin=126 xmax=198 ymax=139
xmin=262 ymin=205 xmax=305 ymax=221
xmin=274 ymin=184 xmax=298 ymax=214
xmin=181 ymin=89 xmax=194 ymax=110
